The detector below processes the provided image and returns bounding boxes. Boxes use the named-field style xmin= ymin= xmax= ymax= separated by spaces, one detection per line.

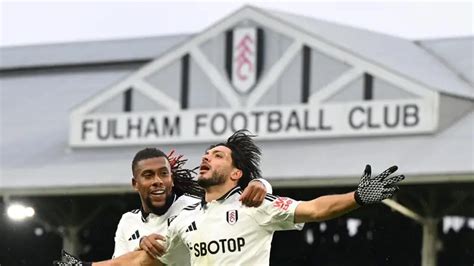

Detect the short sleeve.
xmin=250 ymin=195 xmax=304 ymax=231
xmin=112 ymin=216 xmax=129 ymax=258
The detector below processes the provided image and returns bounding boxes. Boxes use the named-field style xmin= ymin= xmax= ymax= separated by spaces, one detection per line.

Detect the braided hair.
xmin=210 ymin=129 xmax=262 ymax=189
xmin=168 ymin=151 xmax=204 ymax=197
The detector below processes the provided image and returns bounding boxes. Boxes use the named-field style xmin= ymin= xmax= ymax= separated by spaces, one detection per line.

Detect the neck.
xmin=204 ymin=181 xmax=237 ymax=202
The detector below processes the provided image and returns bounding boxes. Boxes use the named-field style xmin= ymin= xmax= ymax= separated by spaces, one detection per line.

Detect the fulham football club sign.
xmin=69 ymin=7 xmax=439 ymax=147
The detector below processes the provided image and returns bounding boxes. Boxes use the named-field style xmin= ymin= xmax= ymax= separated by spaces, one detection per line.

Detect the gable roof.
xmin=74 ymin=5 xmax=465 ymax=115
xmin=259 ymin=7 xmax=473 ymax=99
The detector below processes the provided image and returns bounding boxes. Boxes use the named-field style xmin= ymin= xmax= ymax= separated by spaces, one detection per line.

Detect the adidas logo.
xmin=128 ymin=230 xmax=140 ymax=241
xmin=185 ymin=221 xmax=197 ymax=232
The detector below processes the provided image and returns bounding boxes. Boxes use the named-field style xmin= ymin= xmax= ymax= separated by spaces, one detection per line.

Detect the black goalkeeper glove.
xmin=354 ymin=165 xmax=405 ymax=206
xmin=52 ymin=250 xmax=90 ymax=266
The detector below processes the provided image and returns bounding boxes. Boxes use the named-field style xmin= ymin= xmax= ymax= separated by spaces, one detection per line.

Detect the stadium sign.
xmin=70 ymin=99 xmax=435 ymax=147
xmin=69 ymin=11 xmax=439 ymax=147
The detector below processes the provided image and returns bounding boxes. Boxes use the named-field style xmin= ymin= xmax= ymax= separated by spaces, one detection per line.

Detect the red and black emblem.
xmin=225 ymin=27 xmax=264 ymax=94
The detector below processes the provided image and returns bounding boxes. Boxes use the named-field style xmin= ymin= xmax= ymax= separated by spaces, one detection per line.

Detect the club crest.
xmin=226 ymin=27 xmax=263 ymax=94
xmin=226 ymin=210 xmax=239 ymax=225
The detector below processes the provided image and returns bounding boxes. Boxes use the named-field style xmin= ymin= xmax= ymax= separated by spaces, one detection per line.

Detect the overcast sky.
xmin=1 ymin=1 xmax=472 ymax=47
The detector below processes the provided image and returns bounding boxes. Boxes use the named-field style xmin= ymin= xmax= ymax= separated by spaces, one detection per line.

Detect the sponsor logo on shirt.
xmin=188 ymin=237 xmax=245 ymax=257
xmin=273 ymin=197 xmax=293 ymax=211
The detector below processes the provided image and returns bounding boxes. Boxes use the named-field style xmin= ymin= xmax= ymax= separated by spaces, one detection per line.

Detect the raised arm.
xmin=294 ymin=165 xmax=404 ymax=223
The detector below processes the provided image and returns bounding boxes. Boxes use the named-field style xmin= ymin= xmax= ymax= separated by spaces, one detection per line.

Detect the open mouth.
xmin=200 ymin=163 xmax=210 ymax=174
xmin=150 ymin=189 xmax=165 ymax=196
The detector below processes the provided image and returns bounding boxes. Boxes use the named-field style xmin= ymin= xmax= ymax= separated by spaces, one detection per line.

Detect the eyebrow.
xmin=140 ymin=169 xmax=153 ymax=174
xmin=210 ymin=149 xmax=225 ymax=155
xmin=140 ymin=166 xmax=169 ymax=173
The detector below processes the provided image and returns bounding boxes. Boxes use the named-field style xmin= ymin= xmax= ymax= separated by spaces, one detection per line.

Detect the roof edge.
xmin=0 ymin=33 xmax=191 ymax=49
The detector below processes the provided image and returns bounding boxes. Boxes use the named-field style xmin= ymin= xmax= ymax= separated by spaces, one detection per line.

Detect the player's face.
xmin=132 ymin=157 xmax=174 ymax=213
xmin=198 ymin=145 xmax=234 ymax=188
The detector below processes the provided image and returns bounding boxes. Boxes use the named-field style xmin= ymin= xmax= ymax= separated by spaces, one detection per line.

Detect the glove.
xmin=52 ymin=261 xmax=82 ymax=266
xmin=52 ymin=250 xmax=86 ymax=266
xmin=354 ymin=165 xmax=405 ymax=205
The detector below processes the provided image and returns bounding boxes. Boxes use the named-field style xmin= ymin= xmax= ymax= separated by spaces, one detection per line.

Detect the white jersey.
xmin=112 ymin=193 xmax=200 ymax=265
xmin=160 ymin=186 xmax=303 ymax=266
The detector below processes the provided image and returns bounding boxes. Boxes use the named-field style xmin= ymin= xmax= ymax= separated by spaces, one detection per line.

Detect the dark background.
xmin=1 ymin=185 xmax=473 ymax=266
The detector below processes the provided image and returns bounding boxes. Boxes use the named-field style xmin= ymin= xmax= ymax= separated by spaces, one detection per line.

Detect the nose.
xmin=202 ymin=153 xmax=210 ymax=162
xmin=152 ymin=174 xmax=164 ymax=186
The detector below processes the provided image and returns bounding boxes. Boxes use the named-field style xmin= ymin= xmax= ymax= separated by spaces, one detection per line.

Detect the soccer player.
xmin=58 ymin=130 xmax=404 ymax=265
xmin=112 ymin=148 xmax=272 ymax=260
xmin=54 ymin=147 xmax=272 ymax=266
xmin=155 ymin=130 xmax=404 ymax=265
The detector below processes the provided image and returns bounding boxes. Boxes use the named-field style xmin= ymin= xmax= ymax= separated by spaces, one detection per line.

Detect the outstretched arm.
xmin=295 ymin=192 xmax=358 ymax=223
xmin=53 ymin=250 xmax=162 ymax=266
xmin=92 ymin=250 xmax=162 ymax=266
xmin=294 ymin=165 xmax=404 ymax=223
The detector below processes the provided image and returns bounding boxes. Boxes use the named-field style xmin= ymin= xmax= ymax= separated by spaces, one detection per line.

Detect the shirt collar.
xmin=200 ymin=186 xmax=242 ymax=209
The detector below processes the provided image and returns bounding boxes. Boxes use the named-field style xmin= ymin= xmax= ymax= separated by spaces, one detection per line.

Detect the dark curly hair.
xmin=209 ymin=129 xmax=262 ymax=189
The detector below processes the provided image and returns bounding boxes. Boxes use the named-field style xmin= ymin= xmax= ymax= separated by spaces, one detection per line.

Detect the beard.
xmin=144 ymin=192 xmax=174 ymax=216
xmin=198 ymin=170 xmax=227 ymax=188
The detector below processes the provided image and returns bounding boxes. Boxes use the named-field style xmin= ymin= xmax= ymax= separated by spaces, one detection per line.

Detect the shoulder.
xmin=115 ymin=209 xmax=142 ymax=231
xmin=170 ymin=195 xmax=200 ymax=213
xmin=248 ymin=193 xmax=298 ymax=212
xmin=168 ymin=203 xmax=200 ymax=231
xmin=125 ymin=208 xmax=141 ymax=215
xmin=182 ymin=202 xmax=200 ymax=211
xmin=175 ymin=202 xmax=200 ymax=221
xmin=179 ymin=194 xmax=201 ymax=204
xmin=119 ymin=209 xmax=141 ymax=222
xmin=264 ymin=193 xmax=278 ymax=202
xmin=255 ymin=193 xmax=279 ymax=207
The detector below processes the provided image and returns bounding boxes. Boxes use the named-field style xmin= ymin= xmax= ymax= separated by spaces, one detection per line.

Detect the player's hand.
xmin=354 ymin=165 xmax=405 ymax=205
xmin=239 ymin=180 xmax=267 ymax=207
xmin=139 ymin=234 xmax=167 ymax=258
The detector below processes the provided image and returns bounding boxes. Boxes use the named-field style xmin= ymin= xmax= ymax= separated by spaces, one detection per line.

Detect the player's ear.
xmin=132 ymin=177 xmax=139 ymax=191
xmin=230 ymin=168 xmax=243 ymax=181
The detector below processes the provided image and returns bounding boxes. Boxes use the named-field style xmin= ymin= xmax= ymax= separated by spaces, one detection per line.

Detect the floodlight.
xmin=6 ymin=203 xmax=35 ymax=221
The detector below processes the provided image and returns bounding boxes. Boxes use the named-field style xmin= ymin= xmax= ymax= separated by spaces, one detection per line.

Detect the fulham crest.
xmin=226 ymin=27 xmax=263 ymax=94
xmin=226 ymin=210 xmax=239 ymax=225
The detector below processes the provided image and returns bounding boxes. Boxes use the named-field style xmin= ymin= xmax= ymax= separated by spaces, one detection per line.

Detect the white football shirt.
xmin=160 ymin=186 xmax=303 ymax=266
xmin=112 ymin=193 xmax=200 ymax=265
